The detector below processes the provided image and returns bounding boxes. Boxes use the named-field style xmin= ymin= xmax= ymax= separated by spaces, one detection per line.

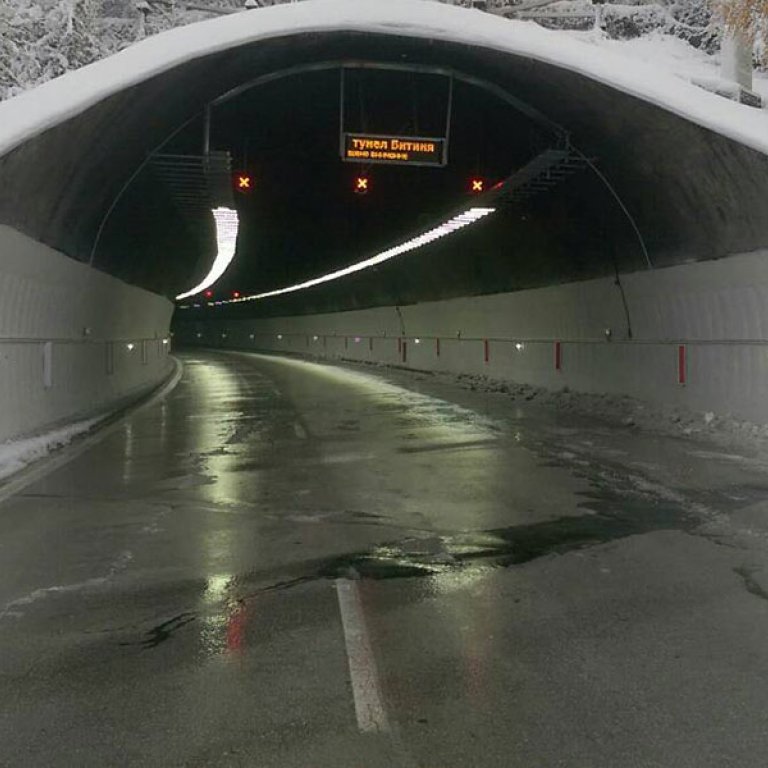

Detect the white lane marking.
xmin=336 ymin=577 xmax=390 ymax=733
xmin=293 ymin=421 xmax=308 ymax=440
xmin=0 ymin=359 xmax=183 ymax=507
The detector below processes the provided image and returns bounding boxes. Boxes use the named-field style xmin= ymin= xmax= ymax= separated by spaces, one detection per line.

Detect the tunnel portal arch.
xmin=1 ymin=0 xmax=768 ymax=311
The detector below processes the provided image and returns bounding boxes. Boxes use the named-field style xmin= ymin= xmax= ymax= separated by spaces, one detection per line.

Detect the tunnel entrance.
xmin=5 ymin=9 xmax=768 ymax=762
xmin=3 ymin=1 xmax=768 ymax=431
xmin=101 ymin=57 xmax=631 ymax=318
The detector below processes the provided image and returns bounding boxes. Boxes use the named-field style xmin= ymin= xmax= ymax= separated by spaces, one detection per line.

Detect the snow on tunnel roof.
xmin=1 ymin=0 xmax=767 ymax=160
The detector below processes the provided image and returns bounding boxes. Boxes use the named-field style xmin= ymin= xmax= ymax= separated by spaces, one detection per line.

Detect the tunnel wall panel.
xmin=0 ymin=226 xmax=174 ymax=444
xmin=175 ymin=249 xmax=768 ymax=423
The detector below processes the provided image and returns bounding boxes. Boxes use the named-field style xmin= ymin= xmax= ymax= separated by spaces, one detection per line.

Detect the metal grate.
xmin=149 ymin=151 xmax=234 ymax=218
xmin=497 ymin=148 xmax=590 ymax=206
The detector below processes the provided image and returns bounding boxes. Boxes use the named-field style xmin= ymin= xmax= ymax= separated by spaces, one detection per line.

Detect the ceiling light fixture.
xmin=175 ymin=207 xmax=239 ymax=300
xmin=213 ymin=206 xmax=495 ymax=307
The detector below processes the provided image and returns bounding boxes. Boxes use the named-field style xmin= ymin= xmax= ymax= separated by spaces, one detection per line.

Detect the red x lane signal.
xmin=470 ymin=178 xmax=485 ymax=193
xmin=234 ymin=173 xmax=253 ymax=193
xmin=354 ymin=175 xmax=370 ymax=195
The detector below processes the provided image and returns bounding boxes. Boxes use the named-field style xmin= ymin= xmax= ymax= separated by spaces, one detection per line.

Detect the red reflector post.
xmin=678 ymin=344 xmax=687 ymax=385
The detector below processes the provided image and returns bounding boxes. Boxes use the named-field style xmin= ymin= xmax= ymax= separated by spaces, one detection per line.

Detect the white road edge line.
xmin=335 ymin=577 xmax=391 ymax=734
xmin=0 ymin=358 xmax=184 ymax=507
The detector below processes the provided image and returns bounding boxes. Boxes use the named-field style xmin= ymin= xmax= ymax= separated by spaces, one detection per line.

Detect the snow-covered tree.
xmin=0 ymin=0 xmax=762 ymax=102
xmin=0 ymin=0 xmax=121 ymax=99
xmin=719 ymin=0 xmax=767 ymax=63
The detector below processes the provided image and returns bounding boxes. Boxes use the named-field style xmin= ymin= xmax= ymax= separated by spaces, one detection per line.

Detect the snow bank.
xmin=445 ymin=371 xmax=768 ymax=453
xmin=1 ymin=0 xmax=768 ymax=161
xmin=568 ymin=30 xmax=768 ymax=108
xmin=566 ymin=29 xmax=722 ymax=82
xmin=0 ymin=417 xmax=102 ymax=483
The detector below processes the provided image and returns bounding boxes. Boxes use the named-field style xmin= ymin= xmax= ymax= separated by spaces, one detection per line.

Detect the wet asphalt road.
xmin=3 ymin=350 xmax=768 ymax=766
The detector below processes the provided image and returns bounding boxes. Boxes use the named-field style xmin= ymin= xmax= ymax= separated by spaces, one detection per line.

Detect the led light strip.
xmin=175 ymin=207 xmax=239 ymax=300
xmin=178 ymin=206 xmax=495 ymax=308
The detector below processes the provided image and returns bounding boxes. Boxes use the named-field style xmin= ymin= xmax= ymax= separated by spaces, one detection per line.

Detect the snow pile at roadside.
xmin=0 ymin=417 xmax=102 ymax=482
xmin=445 ymin=372 xmax=768 ymax=451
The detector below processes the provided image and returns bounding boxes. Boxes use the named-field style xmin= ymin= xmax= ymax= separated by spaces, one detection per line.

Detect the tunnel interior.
xmin=7 ymin=6 xmax=768 ymax=762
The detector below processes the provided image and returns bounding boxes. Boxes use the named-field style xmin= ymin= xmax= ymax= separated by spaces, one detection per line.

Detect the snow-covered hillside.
xmin=568 ymin=28 xmax=768 ymax=104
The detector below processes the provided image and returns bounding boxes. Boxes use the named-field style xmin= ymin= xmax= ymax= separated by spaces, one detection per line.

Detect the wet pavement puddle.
xmin=124 ymin=471 xmax=702 ymax=650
